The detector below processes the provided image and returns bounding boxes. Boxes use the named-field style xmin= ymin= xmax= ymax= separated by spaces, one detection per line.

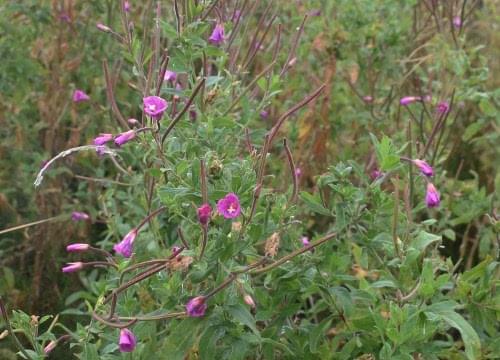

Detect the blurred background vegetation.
xmin=0 ymin=0 xmax=498 ymax=358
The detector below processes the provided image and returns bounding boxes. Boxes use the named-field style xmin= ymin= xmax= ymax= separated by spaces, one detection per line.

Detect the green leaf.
xmin=227 ymin=304 xmax=260 ymax=336
xmin=309 ymin=318 xmax=332 ymax=353
xmin=411 ymin=231 xmax=441 ymax=253
xmin=299 ymin=192 xmax=330 ymax=216
xmin=431 ymin=310 xmax=481 ymax=360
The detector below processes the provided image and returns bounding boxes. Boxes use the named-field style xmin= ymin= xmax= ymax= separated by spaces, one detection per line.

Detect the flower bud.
xmin=113 ymin=229 xmax=137 ymax=258
xmin=114 ymin=130 xmax=136 ymax=147
xmin=66 ymin=243 xmax=90 ymax=252
xmin=44 ymin=341 xmax=57 ymax=354
xmin=62 ymin=262 xmax=84 ymax=273
xmin=96 ymin=23 xmax=112 ymax=33
xmin=119 ymin=328 xmax=137 ymax=352
xmin=197 ymin=203 xmax=212 ymax=225
xmin=243 ymin=294 xmax=256 ymax=309
xmin=186 ymin=296 xmax=207 ymax=317
xmin=413 ymin=159 xmax=434 ymax=177
xmin=425 ymin=183 xmax=440 ymax=208
xmin=71 ymin=211 xmax=90 ymax=221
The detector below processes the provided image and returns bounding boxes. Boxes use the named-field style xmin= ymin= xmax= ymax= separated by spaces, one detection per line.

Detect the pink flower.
xmin=96 ymin=146 xmax=106 ymax=157
xmin=123 ymin=1 xmax=131 ymax=12
xmin=66 ymin=243 xmax=90 ymax=252
xmin=453 ymin=16 xmax=462 ymax=28
xmin=71 ymin=211 xmax=90 ymax=221
xmin=128 ymin=118 xmax=139 ymax=126
xmin=295 ymin=167 xmax=302 ymax=178
xmin=400 ymin=96 xmax=421 ymax=106
xmin=186 ymin=296 xmax=207 ymax=317
xmin=113 ymin=229 xmax=138 ymax=258
xmin=197 ymin=203 xmax=212 ymax=225
xmin=93 ymin=133 xmax=113 ymax=146
xmin=301 ymin=236 xmax=310 ymax=246
xmin=62 ymin=262 xmax=83 ymax=273
xmin=363 ymin=95 xmax=373 ymax=103
xmin=96 ymin=23 xmax=111 ymax=32
xmin=425 ymin=183 xmax=440 ymax=208
xmin=209 ymin=23 xmax=225 ymax=45
xmin=260 ymin=110 xmax=269 ymax=119
xmin=119 ymin=328 xmax=137 ymax=352
xmin=217 ymin=193 xmax=241 ymax=219
xmin=43 ymin=341 xmax=57 ymax=354
xmin=436 ymin=101 xmax=450 ymax=114
xmin=143 ymin=96 xmax=168 ymax=121
xmin=243 ymin=294 xmax=256 ymax=308
xmin=114 ymin=130 xmax=136 ymax=147
xmin=72 ymin=90 xmax=90 ymax=103
xmin=413 ymin=159 xmax=434 ymax=177
xmin=164 ymin=70 xmax=177 ymax=82
xmin=370 ymin=169 xmax=383 ymax=181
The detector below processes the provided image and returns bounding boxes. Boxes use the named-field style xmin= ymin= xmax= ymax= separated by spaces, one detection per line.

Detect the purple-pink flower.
xmin=143 ymin=96 xmax=168 ymax=121
xmin=413 ymin=159 xmax=434 ymax=177
xmin=436 ymin=101 xmax=450 ymax=114
xmin=62 ymin=262 xmax=83 ymax=273
xmin=363 ymin=95 xmax=374 ymax=103
xmin=243 ymin=294 xmax=256 ymax=308
xmin=71 ymin=211 xmax=90 ymax=221
xmin=96 ymin=23 xmax=111 ymax=32
xmin=186 ymin=296 xmax=207 ymax=317
xmin=113 ymin=229 xmax=138 ymax=258
xmin=197 ymin=203 xmax=212 ymax=225
xmin=425 ymin=183 xmax=440 ymax=208
xmin=118 ymin=328 xmax=137 ymax=352
xmin=72 ymin=90 xmax=90 ymax=103
xmin=301 ymin=236 xmax=310 ymax=246
xmin=370 ymin=169 xmax=383 ymax=181
xmin=114 ymin=130 xmax=136 ymax=147
xmin=295 ymin=167 xmax=302 ymax=178
xmin=400 ymin=96 xmax=421 ymax=106
xmin=66 ymin=243 xmax=90 ymax=252
xmin=217 ymin=193 xmax=241 ymax=219
xmin=123 ymin=1 xmax=131 ymax=12
xmin=164 ymin=70 xmax=177 ymax=82
xmin=453 ymin=16 xmax=462 ymax=28
xmin=209 ymin=23 xmax=225 ymax=45
xmin=260 ymin=110 xmax=269 ymax=119
xmin=93 ymin=133 xmax=113 ymax=146
xmin=43 ymin=341 xmax=57 ymax=354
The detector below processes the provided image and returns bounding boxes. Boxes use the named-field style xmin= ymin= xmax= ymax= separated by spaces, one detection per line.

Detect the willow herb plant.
xmin=1 ymin=1 xmax=498 ymax=360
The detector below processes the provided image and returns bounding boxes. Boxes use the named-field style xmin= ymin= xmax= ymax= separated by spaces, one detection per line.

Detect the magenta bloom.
xmin=436 ymin=101 xmax=450 ymax=114
xmin=93 ymin=133 xmax=113 ymax=146
xmin=186 ymin=296 xmax=207 ymax=317
xmin=217 ymin=193 xmax=241 ymax=219
xmin=295 ymin=167 xmax=302 ymax=178
xmin=453 ymin=16 xmax=462 ymax=28
xmin=197 ymin=203 xmax=212 ymax=225
xmin=301 ymin=236 xmax=310 ymax=246
xmin=96 ymin=145 xmax=106 ymax=157
xmin=370 ymin=169 xmax=383 ymax=181
xmin=66 ymin=243 xmax=90 ymax=252
xmin=71 ymin=211 xmax=90 ymax=221
xmin=113 ymin=229 xmax=138 ymax=258
xmin=118 ymin=328 xmax=137 ymax=352
xmin=413 ymin=159 xmax=434 ymax=177
xmin=260 ymin=110 xmax=269 ymax=119
xmin=143 ymin=96 xmax=168 ymax=121
xmin=62 ymin=262 xmax=83 ymax=273
xmin=400 ymin=96 xmax=421 ymax=106
xmin=425 ymin=183 xmax=440 ymax=208
xmin=123 ymin=1 xmax=131 ymax=12
xmin=72 ymin=89 xmax=90 ymax=103
xmin=114 ymin=130 xmax=136 ymax=147
xmin=164 ymin=70 xmax=177 ymax=82
xmin=209 ymin=23 xmax=225 ymax=45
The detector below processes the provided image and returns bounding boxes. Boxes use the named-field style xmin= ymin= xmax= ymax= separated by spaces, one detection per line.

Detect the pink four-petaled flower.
xmin=217 ymin=193 xmax=241 ymax=219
